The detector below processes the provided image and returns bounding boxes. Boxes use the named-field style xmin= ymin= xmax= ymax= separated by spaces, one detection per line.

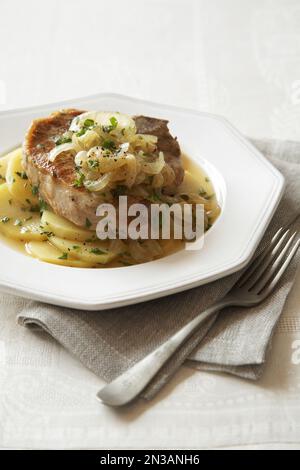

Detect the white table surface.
xmin=1 ymin=0 xmax=300 ymax=450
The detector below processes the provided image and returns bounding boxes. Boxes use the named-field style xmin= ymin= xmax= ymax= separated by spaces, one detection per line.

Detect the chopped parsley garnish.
xmin=39 ymin=199 xmax=48 ymax=212
xmin=0 ymin=216 xmax=10 ymax=223
xmin=102 ymin=116 xmax=118 ymax=133
xmin=58 ymin=252 xmax=68 ymax=260
xmin=83 ymin=118 xmax=95 ymax=128
xmin=147 ymin=192 xmax=161 ymax=202
xmin=73 ymin=172 xmax=85 ymax=188
xmin=72 ymin=245 xmax=80 ymax=250
xmin=102 ymin=139 xmax=116 ymax=150
xmin=85 ymin=218 xmax=92 ymax=228
xmin=55 ymin=136 xmax=72 ymax=146
xmin=90 ymin=248 xmax=106 ymax=255
xmin=76 ymin=119 xmax=95 ymax=137
xmin=32 ymin=185 xmax=39 ymax=196
xmin=198 ymin=188 xmax=207 ymax=197
xmin=76 ymin=128 xmax=86 ymax=137
xmin=109 ymin=116 xmax=118 ymax=128
xmin=87 ymin=159 xmax=100 ymax=170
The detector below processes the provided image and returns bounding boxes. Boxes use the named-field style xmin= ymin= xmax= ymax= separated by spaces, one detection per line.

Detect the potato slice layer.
xmin=0 ymin=217 xmax=47 ymax=241
xmin=41 ymin=210 xmax=93 ymax=242
xmin=0 ymin=184 xmax=46 ymax=241
xmin=26 ymin=241 xmax=95 ymax=268
xmin=0 ymin=153 xmax=11 ymax=184
xmin=6 ymin=148 xmax=39 ymax=205
xmin=49 ymin=236 xmax=116 ymax=264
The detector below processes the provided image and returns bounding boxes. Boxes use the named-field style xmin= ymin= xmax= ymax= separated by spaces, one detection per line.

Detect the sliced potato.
xmin=26 ymin=241 xmax=95 ymax=268
xmin=0 ymin=154 xmax=11 ymax=184
xmin=0 ymin=217 xmax=47 ymax=242
xmin=41 ymin=210 xmax=93 ymax=242
xmin=6 ymin=148 xmax=39 ymax=205
xmin=0 ymin=184 xmax=45 ymax=241
xmin=0 ymin=183 xmax=17 ymax=216
xmin=49 ymin=236 xmax=116 ymax=264
xmin=0 ymin=183 xmax=32 ymax=218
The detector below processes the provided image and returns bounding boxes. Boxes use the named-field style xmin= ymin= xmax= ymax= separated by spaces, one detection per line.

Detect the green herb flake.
xmin=73 ymin=172 xmax=85 ymax=188
xmin=32 ymin=185 xmax=39 ymax=196
xmin=83 ymin=118 xmax=95 ymax=128
xmin=39 ymin=199 xmax=48 ymax=212
xmin=90 ymin=248 xmax=106 ymax=255
xmin=148 ymin=192 xmax=161 ymax=203
xmin=109 ymin=116 xmax=118 ymax=128
xmin=76 ymin=128 xmax=87 ymax=137
xmin=87 ymin=159 xmax=100 ymax=170
xmin=85 ymin=218 xmax=92 ymax=229
xmin=102 ymin=116 xmax=118 ymax=133
xmin=58 ymin=252 xmax=68 ymax=260
xmin=102 ymin=139 xmax=116 ymax=150
xmin=198 ymin=188 xmax=207 ymax=197
xmin=55 ymin=136 xmax=72 ymax=146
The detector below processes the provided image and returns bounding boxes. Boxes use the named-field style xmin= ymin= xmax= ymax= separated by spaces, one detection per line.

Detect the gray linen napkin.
xmin=17 ymin=138 xmax=300 ymax=400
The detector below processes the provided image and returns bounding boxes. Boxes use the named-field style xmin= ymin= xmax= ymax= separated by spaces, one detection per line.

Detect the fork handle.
xmin=97 ymin=297 xmax=233 ymax=406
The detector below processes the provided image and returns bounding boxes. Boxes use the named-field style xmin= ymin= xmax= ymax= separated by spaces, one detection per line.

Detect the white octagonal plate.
xmin=0 ymin=94 xmax=284 ymax=310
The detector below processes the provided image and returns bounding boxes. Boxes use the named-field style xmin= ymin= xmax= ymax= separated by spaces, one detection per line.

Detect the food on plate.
xmin=0 ymin=110 xmax=220 ymax=267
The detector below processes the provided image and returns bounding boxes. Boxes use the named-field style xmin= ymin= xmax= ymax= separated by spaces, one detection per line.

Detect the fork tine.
xmin=260 ymin=238 xmax=300 ymax=297
xmin=251 ymin=231 xmax=298 ymax=295
xmin=244 ymin=228 xmax=291 ymax=290
xmin=237 ymin=227 xmax=283 ymax=287
xmin=237 ymin=227 xmax=286 ymax=288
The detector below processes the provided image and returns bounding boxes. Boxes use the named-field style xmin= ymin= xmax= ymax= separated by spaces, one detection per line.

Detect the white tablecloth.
xmin=1 ymin=0 xmax=300 ymax=449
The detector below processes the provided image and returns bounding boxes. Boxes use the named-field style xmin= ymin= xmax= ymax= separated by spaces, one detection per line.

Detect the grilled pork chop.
xmin=23 ymin=109 xmax=183 ymax=228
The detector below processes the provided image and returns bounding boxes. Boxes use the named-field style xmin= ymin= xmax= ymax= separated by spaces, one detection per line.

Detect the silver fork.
xmin=97 ymin=227 xmax=300 ymax=407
